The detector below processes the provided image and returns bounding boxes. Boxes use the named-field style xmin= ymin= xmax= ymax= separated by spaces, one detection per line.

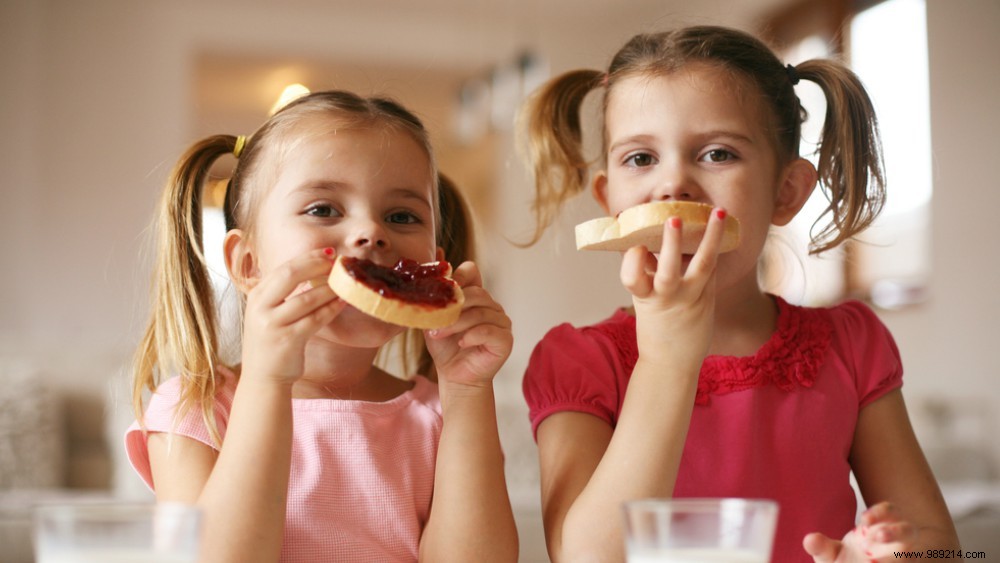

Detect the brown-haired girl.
xmin=519 ymin=26 xmax=956 ymax=562
xmin=125 ymin=90 xmax=518 ymax=562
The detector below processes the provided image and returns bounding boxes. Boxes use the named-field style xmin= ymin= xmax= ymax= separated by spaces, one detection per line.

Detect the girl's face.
xmin=245 ymin=122 xmax=438 ymax=346
xmin=596 ymin=64 xmax=805 ymax=293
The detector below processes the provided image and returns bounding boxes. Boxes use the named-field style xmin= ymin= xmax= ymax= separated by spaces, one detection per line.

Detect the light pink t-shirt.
xmin=524 ymin=297 xmax=904 ymax=563
xmin=125 ymin=368 xmax=442 ymax=563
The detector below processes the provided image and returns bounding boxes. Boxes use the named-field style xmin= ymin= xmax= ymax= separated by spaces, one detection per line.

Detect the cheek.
xmin=604 ymin=184 xmax=642 ymax=215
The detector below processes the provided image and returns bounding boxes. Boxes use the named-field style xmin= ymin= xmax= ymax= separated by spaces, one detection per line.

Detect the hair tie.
xmin=233 ymin=135 xmax=247 ymax=158
xmin=785 ymin=64 xmax=800 ymax=86
xmin=601 ymin=73 xmax=609 ymax=87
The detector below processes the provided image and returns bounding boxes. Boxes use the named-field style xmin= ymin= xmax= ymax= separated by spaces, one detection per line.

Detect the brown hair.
xmin=132 ymin=90 xmax=474 ymax=443
xmin=520 ymin=25 xmax=885 ymax=254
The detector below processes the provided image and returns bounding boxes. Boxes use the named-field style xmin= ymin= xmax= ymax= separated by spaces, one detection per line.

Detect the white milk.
xmin=627 ymin=547 xmax=768 ymax=563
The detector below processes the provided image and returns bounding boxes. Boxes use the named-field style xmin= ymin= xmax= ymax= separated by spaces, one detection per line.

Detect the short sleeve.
xmin=123 ymin=373 xmax=234 ymax=490
xmin=828 ymin=300 xmax=903 ymax=408
xmin=522 ymin=322 xmax=626 ymax=439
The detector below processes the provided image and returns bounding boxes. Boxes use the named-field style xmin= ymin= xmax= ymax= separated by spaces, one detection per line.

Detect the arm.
xmin=419 ymin=261 xmax=518 ymax=563
xmin=804 ymin=389 xmax=959 ymax=562
xmin=148 ymin=248 xmax=342 ymax=563
xmin=536 ymin=358 xmax=698 ymax=563
xmin=148 ymin=380 xmax=294 ymax=562
xmin=537 ymin=212 xmax=729 ymax=563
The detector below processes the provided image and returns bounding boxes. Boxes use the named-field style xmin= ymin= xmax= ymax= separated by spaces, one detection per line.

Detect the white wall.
xmin=879 ymin=0 xmax=1000 ymax=475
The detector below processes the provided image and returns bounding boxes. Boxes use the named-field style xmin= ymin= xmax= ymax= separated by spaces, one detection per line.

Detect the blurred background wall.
xmin=2 ymin=0 xmax=999 ymax=560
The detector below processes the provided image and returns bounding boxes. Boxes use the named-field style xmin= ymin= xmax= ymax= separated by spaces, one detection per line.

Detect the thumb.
xmin=803 ymin=532 xmax=841 ymax=562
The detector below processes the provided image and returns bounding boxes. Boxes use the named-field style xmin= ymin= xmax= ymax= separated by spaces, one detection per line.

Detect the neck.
xmin=708 ymin=279 xmax=777 ymax=357
xmin=292 ymin=340 xmax=410 ymax=401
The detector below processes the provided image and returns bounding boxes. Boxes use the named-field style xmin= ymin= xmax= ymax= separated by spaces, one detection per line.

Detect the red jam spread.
xmin=341 ymin=257 xmax=456 ymax=307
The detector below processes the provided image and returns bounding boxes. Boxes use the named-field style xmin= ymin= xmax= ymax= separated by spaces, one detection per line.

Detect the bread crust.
xmin=328 ymin=256 xmax=464 ymax=329
xmin=576 ymin=201 xmax=741 ymax=254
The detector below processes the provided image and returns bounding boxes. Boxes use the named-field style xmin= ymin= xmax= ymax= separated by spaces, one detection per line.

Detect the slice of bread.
xmin=328 ymin=256 xmax=464 ymax=329
xmin=576 ymin=201 xmax=741 ymax=254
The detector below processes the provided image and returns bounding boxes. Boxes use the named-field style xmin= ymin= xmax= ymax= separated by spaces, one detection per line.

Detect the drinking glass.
xmin=34 ymin=501 xmax=201 ymax=563
xmin=622 ymin=498 xmax=778 ymax=563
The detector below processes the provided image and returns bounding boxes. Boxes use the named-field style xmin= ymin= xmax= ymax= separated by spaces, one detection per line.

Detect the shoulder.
xmin=816 ymin=299 xmax=903 ymax=404
xmin=523 ymin=311 xmax=634 ymax=436
xmin=529 ymin=310 xmax=636 ymax=368
xmin=407 ymin=375 xmax=442 ymax=418
xmin=821 ymin=299 xmax=900 ymax=357
xmin=824 ymin=299 xmax=891 ymax=332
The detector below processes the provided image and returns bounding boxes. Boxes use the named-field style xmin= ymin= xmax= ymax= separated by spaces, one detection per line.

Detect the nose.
xmin=650 ymin=161 xmax=700 ymax=202
xmin=350 ymin=218 xmax=390 ymax=251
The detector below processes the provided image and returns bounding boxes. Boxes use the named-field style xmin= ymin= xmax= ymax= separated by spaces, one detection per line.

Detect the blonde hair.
xmin=132 ymin=90 xmax=474 ymax=444
xmin=520 ymin=25 xmax=885 ymax=255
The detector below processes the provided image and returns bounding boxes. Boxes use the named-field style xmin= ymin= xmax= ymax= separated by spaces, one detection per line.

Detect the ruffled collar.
xmin=602 ymin=295 xmax=832 ymax=405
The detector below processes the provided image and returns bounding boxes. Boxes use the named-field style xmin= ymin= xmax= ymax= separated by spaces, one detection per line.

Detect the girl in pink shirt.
xmin=126 ymin=91 xmax=517 ymax=562
xmin=518 ymin=25 xmax=956 ymax=562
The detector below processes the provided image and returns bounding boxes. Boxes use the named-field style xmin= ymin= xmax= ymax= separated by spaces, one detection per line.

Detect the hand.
xmin=620 ymin=208 xmax=728 ymax=368
xmin=240 ymin=248 xmax=345 ymax=386
xmin=804 ymin=502 xmax=922 ymax=562
xmin=424 ymin=261 xmax=513 ymax=390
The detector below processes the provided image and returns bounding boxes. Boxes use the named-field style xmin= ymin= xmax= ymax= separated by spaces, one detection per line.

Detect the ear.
xmin=223 ymin=229 xmax=259 ymax=294
xmin=772 ymin=158 xmax=818 ymax=227
xmin=591 ymin=170 xmax=611 ymax=215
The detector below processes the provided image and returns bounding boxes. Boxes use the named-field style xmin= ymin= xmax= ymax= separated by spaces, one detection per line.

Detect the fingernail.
xmin=715 ymin=209 xmax=727 ymax=220
xmin=427 ymin=330 xmax=439 ymax=338
xmin=323 ymin=248 xmax=334 ymax=256
xmin=669 ymin=217 xmax=682 ymax=229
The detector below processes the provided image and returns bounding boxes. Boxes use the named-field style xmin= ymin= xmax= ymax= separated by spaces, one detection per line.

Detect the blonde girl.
xmin=519 ymin=26 xmax=956 ymax=562
xmin=126 ymin=90 xmax=518 ymax=562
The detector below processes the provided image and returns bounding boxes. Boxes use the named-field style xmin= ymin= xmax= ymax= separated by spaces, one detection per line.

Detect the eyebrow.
xmin=387 ymin=187 xmax=433 ymax=210
xmin=608 ymin=130 xmax=757 ymax=154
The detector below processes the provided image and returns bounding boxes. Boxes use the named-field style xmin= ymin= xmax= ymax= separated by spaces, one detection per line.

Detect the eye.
xmin=304 ymin=204 xmax=340 ymax=218
xmin=700 ymin=149 xmax=736 ymax=163
xmin=386 ymin=210 xmax=422 ymax=225
xmin=624 ymin=152 xmax=657 ymax=168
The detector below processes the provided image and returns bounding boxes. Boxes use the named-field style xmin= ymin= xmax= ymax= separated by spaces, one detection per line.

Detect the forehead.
xmin=605 ymin=64 xmax=769 ymax=139
xmin=256 ymin=118 xmax=434 ymax=189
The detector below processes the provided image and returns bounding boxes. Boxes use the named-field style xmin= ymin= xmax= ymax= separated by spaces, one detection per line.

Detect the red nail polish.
xmin=323 ymin=248 xmax=334 ymax=255
xmin=715 ymin=209 xmax=727 ymax=220
xmin=669 ymin=217 xmax=682 ymax=229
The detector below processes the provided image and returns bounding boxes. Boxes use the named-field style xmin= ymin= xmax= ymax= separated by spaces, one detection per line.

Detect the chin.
xmin=322 ymin=306 xmax=406 ymax=348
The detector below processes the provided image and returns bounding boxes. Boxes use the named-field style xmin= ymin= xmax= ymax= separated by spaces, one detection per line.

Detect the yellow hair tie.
xmin=233 ymin=135 xmax=247 ymax=158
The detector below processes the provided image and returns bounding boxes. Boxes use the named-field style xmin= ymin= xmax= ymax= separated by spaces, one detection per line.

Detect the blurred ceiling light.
xmin=270 ymin=83 xmax=311 ymax=115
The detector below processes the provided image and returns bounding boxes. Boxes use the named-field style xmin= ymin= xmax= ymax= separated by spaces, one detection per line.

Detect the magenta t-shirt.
xmin=523 ymin=296 xmax=903 ymax=563
xmin=125 ymin=368 xmax=442 ymax=563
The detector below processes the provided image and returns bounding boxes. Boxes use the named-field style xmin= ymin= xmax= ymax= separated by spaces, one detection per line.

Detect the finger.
xmin=455 ymin=323 xmax=513 ymax=356
xmin=254 ymin=249 xmax=337 ymax=308
xmin=802 ymin=532 xmax=841 ymax=563
xmin=652 ymin=217 xmax=683 ymax=291
xmin=685 ymin=208 xmax=727 ymax=279
xmin=620 ymin=246 xmax=655 ymax=298
xmin=451 ymin=260 xmax=483 ymax=289
xmin=860 ymin=502 xmax=898 ymax=526
xmin=271 ymin=283 xmax=342 ymax=327
xmin=865 ymin=520 xmax=918 ymax=548
xmin=428 ymin=287 xmax=510 ymax=339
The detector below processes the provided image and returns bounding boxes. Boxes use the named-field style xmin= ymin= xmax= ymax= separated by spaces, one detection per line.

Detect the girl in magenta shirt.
xmin=126 ymin=91 xmax=517 ymax=562
xmin=519 ymin=25 xmax=956 ymax=562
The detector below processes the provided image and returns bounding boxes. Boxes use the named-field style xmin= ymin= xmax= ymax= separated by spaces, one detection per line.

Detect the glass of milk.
xmin=622 ymin=498 xmax=778 ymax=563
xmin=33 ymin=502 xmax=201 ymax=563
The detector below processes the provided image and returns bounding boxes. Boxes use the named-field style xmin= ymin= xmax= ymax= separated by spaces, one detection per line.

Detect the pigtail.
xmin=796 ymin=60 xmax=886 ymax=254
xmin=518 ymin=69 xmax=605 ymax=246
xmin=133 ymin=134 xmax=238 ymax=446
